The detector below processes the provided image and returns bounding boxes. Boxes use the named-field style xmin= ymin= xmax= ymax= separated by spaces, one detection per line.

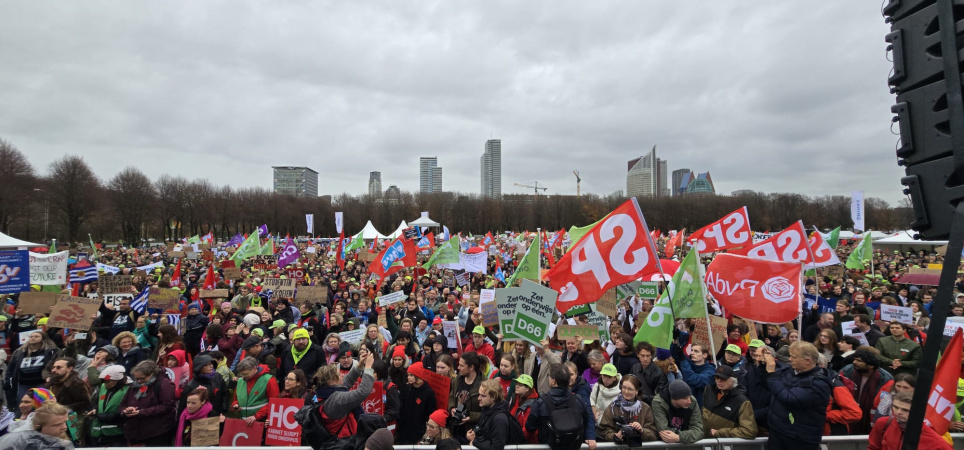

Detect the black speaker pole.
xmin=904 ymin=210 xmax=964 ymax=449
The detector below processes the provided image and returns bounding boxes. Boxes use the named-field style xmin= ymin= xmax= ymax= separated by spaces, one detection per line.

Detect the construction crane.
xmin=514 ymin=181 xmax=548 ymax=196
xmin=573 ymin=170 xmax=581 ymax=197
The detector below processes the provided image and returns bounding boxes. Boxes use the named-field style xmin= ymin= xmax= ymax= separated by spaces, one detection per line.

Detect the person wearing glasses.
xmin=419 ymin=409 xmax=453 ymax=445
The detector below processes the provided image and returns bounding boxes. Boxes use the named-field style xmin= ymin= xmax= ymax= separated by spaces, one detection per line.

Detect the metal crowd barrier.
xmin=76 ymin=434 xmax=964 ymax=449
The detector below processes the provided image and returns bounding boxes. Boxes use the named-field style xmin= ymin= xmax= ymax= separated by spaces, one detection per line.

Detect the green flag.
xmin=231 ymin=233 xmax=262 ymax=262
xmin=567 ymin=220 xmax=602 ymax=249
xmin=261 ymin=239 xmax=275 ymax=256
xmin=422 ymin=238 xmax=461 ymax=269
xmin=87 ymin=235 xmax=97 ymax=260
xmin=845 ymin=232 xmax=872 ymax=269
xmin=187 ymin=235 xmax=200 ymax=244
xmin=345 ymin=231 xmax=365 ymax=252
xmin=669 ymin=250 xmax=707 ymax=319
xmin=50 ymin=239 xmax=58 ymax=255
xmin=821 ymin=227 xmax=841 ymax=250
xmin=507 ymin=234 xmax=541 ymax=286
xmin=634 ymin=291 xmax=674 ymax=349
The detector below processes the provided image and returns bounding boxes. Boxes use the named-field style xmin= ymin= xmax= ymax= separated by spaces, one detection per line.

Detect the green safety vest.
xmin=237 ymin=373 xmax=271 ymax=418
xmin=89 ymin=384 xmax=129 ymax=438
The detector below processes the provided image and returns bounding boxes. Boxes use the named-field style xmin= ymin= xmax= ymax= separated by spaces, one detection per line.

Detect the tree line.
xmin=0 ymin=138 xmax=910 ymax=245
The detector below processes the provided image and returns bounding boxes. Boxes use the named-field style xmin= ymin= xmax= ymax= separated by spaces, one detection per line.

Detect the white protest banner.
xmin=28 ymin=251 xmax=69 ymax=285
xmin=335 ymin=212 xmax=344 ymax=234
xmin=377 ymin=291 xmax=408 ymax=308
xmin=460 ymin=252 xmax=488 ymax=273
xmin=306 ymin=214 xmax=314 ymax=234
xmin=510 ymin=279 xmax=558 ymax=346
xmin=455 ymin=272 xmax=471 ymax=287
xmin=442 ymin=320 xmax=460 ymax=349
xmin=339 ymin=329 xmax=365 ymax=345
xmin=96 ymin=263 xmax=120 ymax=275
xmin=479 ymin=289 xmax=498 ymax=327
xmin=102 ymin=293 xmax=133 ymax=311
xmin=879 ymin=304 xmax=914 ymax=325
xmin=944 ymin=318 xmax=964 ymax=337
xmin=840 ymin=320 xmax=869 ymax=346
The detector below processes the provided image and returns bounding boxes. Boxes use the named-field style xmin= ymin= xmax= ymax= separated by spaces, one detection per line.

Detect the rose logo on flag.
xmin=761 ymin=277 xmax=795 ymax=304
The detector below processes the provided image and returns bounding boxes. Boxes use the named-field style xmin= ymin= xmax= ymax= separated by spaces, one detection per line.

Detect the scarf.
xmin=497 ymin=370 xmax=518 ymax=398
xmin=175 ymin=402 xmax=213 ymax=446
xmin=613 ymin=395 xmax=642 ymax=418
xmin=291 ymin=340 xmax=313 ymax=365
xmin=132 ymin=376 xmax=157 ymax=399
xmin=324 ymin=345 xmax=339 ymax=364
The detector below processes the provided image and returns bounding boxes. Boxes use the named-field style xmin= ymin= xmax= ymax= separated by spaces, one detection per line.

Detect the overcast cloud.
xmin=0 ymin=2 xmax=903 ymax=204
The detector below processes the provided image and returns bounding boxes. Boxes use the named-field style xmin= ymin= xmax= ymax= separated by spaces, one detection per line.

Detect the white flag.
xmin=335 ymin=212 xmax=343 ymax=234
xmin=306 ymin=214 xmax=314 ymax=234
xmin=851 ymin=191 xmax=864 ymax=231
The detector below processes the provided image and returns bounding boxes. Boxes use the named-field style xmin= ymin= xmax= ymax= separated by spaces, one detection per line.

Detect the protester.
xmin=120 ymin=360 xmax=176 ymax=446
xmin=596 ymin=374 xmax=657 ymax=445
xmin=629 ymin=341 xmax=666 ymax=405
xmin=507 ymin=374 xmax=540 ymax=443
xmin=525 ymin=363 xmax=596 ymax=450
xmin=763 ymin=341 xmax=831 ymax=450
xmin=175 ymin=387 xmax=217 ymax=446
xmin=5 ymin=331 xmax=58 ymax=413
xmin=112 ymin=331 xmax=147 ymax=374
xmin=448 ymin=351 xmax=483 ymax=439
xmin=466 ymin=378 xmax=522 ymax=449
xmin=0 ymin=401 xmax=73 ymax=450
xmin=419 ymin=409 xmax=453 ymax=445
xmin=652 ymin=379 xmax=703 ymax=444
xmin=310 ymin=353 xmax=376 ymax=445
xmin=179 ymin=354 xmax=229 ymax=415
xmin=231 ymin=356 xmax=279 ymax=424
xmin=869 ymin=391 xmax=951 ymax=450
xmin=589 ymin=363 xmax=621 ymax=422
xmin=875 ymin=321 xmax=922 ymax=376
xmin=8 ymin=388 xmax=55 ymax=433
xmin=279 ymin=368 xmax=308 ymax=400
xmin=701 ymin=365 xmax=756 ymax=439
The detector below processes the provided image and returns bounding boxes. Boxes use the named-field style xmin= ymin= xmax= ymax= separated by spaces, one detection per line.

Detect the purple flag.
xmin=226 ymin=233 xmax=244 ymax=247
xmin=256 ymin=224 xmax=269 ymax=236
xmin=277 ymin=236 xmax=301 ymax=268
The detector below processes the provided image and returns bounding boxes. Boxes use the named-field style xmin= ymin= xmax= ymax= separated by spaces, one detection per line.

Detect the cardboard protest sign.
xmin=586 ymin=307 xmax=611 ymax=342
xmin=28 ymin=251 xmax=69 ymax=285
xmin=262 ymin=278 xmax=295 ymax=298
xmin=199 ymin=289 xmax=229 ymax=299
xmin=479 ymin=289 xmax=499 ymax=327
xmin=495 ymin=286 xmax=523 ymax=340
xmin=339 ymin=329 xmax=365 ymax=345
xmin=442 ymin=273 xmax=455 ymax=288
xmin=637 ymin=282 xmax=659 ymax=300
xmin=690 ymin=315 xmax=728 ymax=359
xmin=186 ymin=252 xmax=200 ymax=260
xmin=595 ymin=289 xmax=618 ymax=317
xmin=420 ymin=366 xmax=452 ymax=417
xmin=0 ymin=250 xmax=30 ymax=294
xmin=821 ymin=265 xmax=845 ymax=279
xmin=357 ymin=252 xmax=376 ymax=262
xmin=880 ymin=304 xmax=914 ymax=325
xmin=202 ymin=250 xmax=214 ymax=262
xmin=510 ymin=280 xmax=558 ymax=346
xmin=18 ymin=292 xmax=58 ymax=315
xmin=170 ymin=251 xmax=186 ymax=258
xmin=220 ymin=418 xmax=264 ymax=446
xmin=265 ymin=397 xmax=304 ymax=446
xmin=98 ymin=274 xmax=132 ymax=295
xmin=295 ymin=285 xmax=327 ymax=305
xmin=221 ymin=259 xmax=242 ymax=280
xmin=556 ymin=324 xmax=600 ymax=341
xmin=148 ymin=287 xmax=181 ymax=310
xmin=378 ymin=291 xmax=408 ymax=308
xmin=253 ymin=255 xmax=278 ymax=270
xmin=191 ymin=416 xmax=220 ymax=446
xmin=48 ymin=295 xmax=101 ymax=330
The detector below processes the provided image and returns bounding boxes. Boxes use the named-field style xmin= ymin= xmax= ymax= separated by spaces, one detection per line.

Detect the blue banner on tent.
xmin=0 ymin=250 xmax=30 ymax=294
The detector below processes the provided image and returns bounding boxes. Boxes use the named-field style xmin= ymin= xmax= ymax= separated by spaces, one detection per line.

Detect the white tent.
xmin=873 ymin=230 xmax=947 ymax=252
xmin=0 ymin=231 xmax=41 ymax=249
xmin=388 ymin=221 xmax=409 ymax=239
xmin=409 ymin=214 xmax=439 ymax=228
xmin=357 ymin=221 xmax=389 ymax=240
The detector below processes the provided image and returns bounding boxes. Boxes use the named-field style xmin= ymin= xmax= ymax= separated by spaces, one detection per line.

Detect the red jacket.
xmin=868 ymin=416 xmax=951 ymax=450
xmin=231 ymin=365 xmax=280 ymax=421
xmin=465 ymin=342 xmax=495 ymax=363
xmin=824 ymin=376 xmax=862 ymax=435
xmin=509 ymin=389 xmax=540 ymax=444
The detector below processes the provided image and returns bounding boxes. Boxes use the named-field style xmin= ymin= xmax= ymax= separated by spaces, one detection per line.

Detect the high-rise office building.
xmin=679 ymin=172 xmax=716 ymax=195
xmin=626 ymin=146 xmax=668 ymax=198
xmin=481 ymin=139 xmax=502 ymax=197
xmin=368 ymin=171 xmax=382 ymax=197
xmin=272 ymin=166 xmax=318 ymax=197
xmin=672 ymin=169 xmax=692 ymax=196
xmin=420 ymin=157 xmax=442 ymax=193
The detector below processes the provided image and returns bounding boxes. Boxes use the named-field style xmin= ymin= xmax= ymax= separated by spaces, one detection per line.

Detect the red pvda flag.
xmin=688 ymin=207 xmax=752 ymax=253
xmin=705 ymin=253 xmax=802 ymax=323
xmin=926 ymin=328 xmax=963 ymax=435
xmin=548 ymin=198 xmax=661 ymax=313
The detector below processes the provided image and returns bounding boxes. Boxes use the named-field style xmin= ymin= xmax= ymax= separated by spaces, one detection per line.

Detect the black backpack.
xmin=540 ymin=394 xmax=585 ymax=450
xmin=501 ymin=409 xmax=526 ymax=445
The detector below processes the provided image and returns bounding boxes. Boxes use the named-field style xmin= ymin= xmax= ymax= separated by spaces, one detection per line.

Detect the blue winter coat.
xmin=765 ymin=365 xmax=832 ymax=445
xmin=678 ymin=359 xmax=716 ymax=407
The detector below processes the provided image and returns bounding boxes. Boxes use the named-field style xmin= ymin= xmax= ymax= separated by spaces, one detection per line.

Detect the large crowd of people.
xmin=0 ymin=234 xmax=960 ymax=450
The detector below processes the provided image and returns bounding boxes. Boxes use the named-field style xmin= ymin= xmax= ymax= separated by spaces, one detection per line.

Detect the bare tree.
xmin=156 ymin=175 xmax=189 ymax=241
xmin=107 ymin=167 xmax=157 ymax=244
xmin=46 ymin=155 xmax=101 ymax=243
xmin=0 ymin=139 xmax=37 ymax=234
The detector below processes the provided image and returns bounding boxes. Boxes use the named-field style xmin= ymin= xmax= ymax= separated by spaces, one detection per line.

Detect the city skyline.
xmin=481 ymin=139 xmax=502 ymax=197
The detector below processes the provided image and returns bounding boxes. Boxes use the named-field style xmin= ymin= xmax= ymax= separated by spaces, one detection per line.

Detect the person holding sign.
xmin=175 ymin=387 xmax=217 ymax=446
xmin=308 ymin=352 xmax=376 ymax=446
xmin=231 ymin=357 xmax=279 ymax=425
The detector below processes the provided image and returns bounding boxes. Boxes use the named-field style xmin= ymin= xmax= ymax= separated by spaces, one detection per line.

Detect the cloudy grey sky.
xmin=1 ymin=2 xmax=903 ymax=204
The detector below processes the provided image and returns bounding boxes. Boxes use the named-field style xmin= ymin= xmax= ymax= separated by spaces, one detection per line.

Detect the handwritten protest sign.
xmin=19 ymin=292 xmax=58 ymax=315
xmin=48 ymin=295 xmax=101 ymax=330
xmin=339 ymin=329 xmax=365 ymax=345
xmin=102 ymin=293 xmax=132 ymax=310
xmin=595 ymin=289 xmax=618 ymax=317
xmin=586 ymin=307 xmax=611 ymax=342
xmin=690 ymin=315 xmax=728 ymax=359
xmin=253 ymin=255 xmax=278 ymax=270
xmin=98 ymin=274 xmax=132 ymax=295
xmin=377 ymin=291 xmax=408 ymax=308
xmin=442 ymin=320 xmax=460 ymax=349
xmin=479 ymin=289 xmax=499 ymax=327
xmin=510 ymin=280 xmax=558 ymax=346
xmin=295 ymin=285 xmax=327 ymax=305
xmin=199 ymin=289 xmax=229 ymax=299
xmin=191 ymin=417 xmax=220 ymax=446
xmin=265 ymin=398 xmax=303 ymax=446
xmin=28 ymin=251 xmax=68 ymax=285
xmin=148 ymin=287 xmax=180 ymax=310
xmin=221 ymin=260 xmax=241 ymax=279
xmin=880 ymin=304 xmax=914 ymax=325
xmin=556 ymin=324 xmax=600 ymax=341
xmin=262 ymin=278 xmax=295 ymax=298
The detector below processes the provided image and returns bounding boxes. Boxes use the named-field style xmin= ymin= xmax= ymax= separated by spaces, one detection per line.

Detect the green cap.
xmin=725 ymin=344 xmax=742 ymax=354
xmin=515 ymin=374 xmax=534 ymax=388
xmin=270 ymin=319 xmax=286 ymax=330
xmin=748 ymin=339 xmax=766 ymax=348
xmin=251 ymin=328 xmax=264 ymax=337
xmin=472 ymin=325 xmax=485 ymax=335
xmin=600 ymin=363 xmax=618 ymax=377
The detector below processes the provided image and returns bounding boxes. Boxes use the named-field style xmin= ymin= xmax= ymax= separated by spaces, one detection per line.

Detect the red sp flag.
xmin=688 ymin=207 xmax=752 ymax=253
xmin=729 ymin=221 xmax=811 ymax=263
xmin=925 ymin=328 xmax=963 ymax=435
xmin=705 ymin=253 xmax=802 ymax=323
xmin=265 ymin=397 xmax=304 ymax=446
xmin=548 ymin=198 xmax=661 ymax=313
xmin=220 ymin=418 xmax=264 ymax=446
xmin=806 ymin=231 xmax=841 ymax=268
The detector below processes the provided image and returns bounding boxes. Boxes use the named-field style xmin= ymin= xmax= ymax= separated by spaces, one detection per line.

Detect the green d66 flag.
xmin=261 ymin=239 xmax=275 ymax=256
xmin=231 ymin=233 xmax=262 ymax=263
xmin=566 ymin=219 xmax=602 ymax=253
xmin=634 ymin=292 xmax=674 ymax=349
xmin=422 ymin=237 xmax=460 ymax=270
xmin=669 ymin=250 xmax=707 ymax=319
xmin=845 ymin=232 xmax=872 ymax=270
xmin=345 ymin=231 xmax=365 ymax=252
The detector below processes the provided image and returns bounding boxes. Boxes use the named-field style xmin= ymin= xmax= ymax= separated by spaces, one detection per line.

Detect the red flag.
xmin=687 ymin=207 xmax=752 ymax=253
xmin=551 ymin=229 xmax=566 ymax=248
xmin=705 ymin=253 xmax=802 ymax=323
xmin=369 ymin=236 xmax=418 ymax=279
xmin=728 ymin=221 xmax=811 ymax=263
xmin=336 ymin=230 xmax=346 ymax=270
xmin=664 ymin=228 xmax=685 ymax=258
xmin=548 ymin=198 xmax=661 ymax=313
xmin=170 ymin=259 xmax=182 ymax=287
xmin=201 ymin=263 xmax=217 ymax=290
xmin=926 ymin=328 xmax=963 ymax=435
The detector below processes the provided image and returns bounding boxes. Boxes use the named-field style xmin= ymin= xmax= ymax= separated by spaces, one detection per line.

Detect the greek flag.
xmin=69 ymin=266 xmax=98 ymax=283
xmin=131 ymin=286 xmax=150 ymax=314
xmin=166 ymin=314 xmax=181 ymax=333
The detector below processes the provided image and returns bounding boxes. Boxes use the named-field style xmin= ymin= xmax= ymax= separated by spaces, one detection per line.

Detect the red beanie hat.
xmin=392 ymin=345 xmax=407 ymax=360
xmin=429 ymin=409 xmax=448 ymax=427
